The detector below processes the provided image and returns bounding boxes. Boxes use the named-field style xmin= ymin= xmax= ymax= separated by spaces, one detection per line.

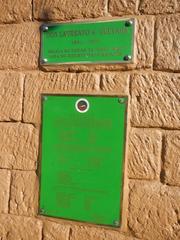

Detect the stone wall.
xmin=0 ymin=0 xmax=179 ymax=239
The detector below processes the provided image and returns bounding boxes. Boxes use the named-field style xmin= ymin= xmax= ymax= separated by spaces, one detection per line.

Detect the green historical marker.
xmin=40 ymin=19 xmax=134 ymax=65
xmin=39 ymin=95 xmax=127 ymax=227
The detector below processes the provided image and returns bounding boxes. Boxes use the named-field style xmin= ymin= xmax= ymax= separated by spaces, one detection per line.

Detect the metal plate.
xmin=39 ymin=95 xmax=127 ymax=227
xmin=40 ymin=19 xmax=135 ymax=65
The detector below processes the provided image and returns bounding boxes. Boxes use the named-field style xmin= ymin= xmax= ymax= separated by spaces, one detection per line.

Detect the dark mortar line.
xmin=160 ymin=134 xmax=166 ymax=184
xmin=68 ymin=227 xmax=73 ymax=240
xmin=21 ymin=75 xmax=26 ymax=122
xmin=32 ymin=0 xmax=34 ymax=21
xmin=131 ymin=126 xmax=180 ymax=131
xmin=7 ymin=171 xmax=13 ymax=214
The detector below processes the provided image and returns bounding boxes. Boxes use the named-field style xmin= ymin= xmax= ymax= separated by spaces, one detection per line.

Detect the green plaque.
xmin=40 ymin=19 xmax=135 ymax=65
xmin=39 ymin=95 xmax=127 ymax=227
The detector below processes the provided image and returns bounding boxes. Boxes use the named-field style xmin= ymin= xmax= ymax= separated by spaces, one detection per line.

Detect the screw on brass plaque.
xmin=41 ymin=25 xmax=48 ymax=32
xmin=123 ymin=55 xmax=132 ymax=61
xmin=113 ymin=220 xmax=119 ymax=227
xmin=125 ymin=20 xmax=133 ymax=27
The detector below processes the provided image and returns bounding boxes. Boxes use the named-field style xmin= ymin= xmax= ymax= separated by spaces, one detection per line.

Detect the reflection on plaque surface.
xmin=40 ymin=19 xmax=135 ymax=65
xmin=39 ymin=95 xmax=127 ymax=227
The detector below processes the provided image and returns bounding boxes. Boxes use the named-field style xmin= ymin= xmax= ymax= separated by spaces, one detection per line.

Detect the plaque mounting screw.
xmin=41 ymin=25 xmax=48 ymax=32
xmin=118 ymin=98 xmax=125 ymax=104
xmin=43 ymin=96 xmax=48 ymax=101
xmin=113 ymin=220 xmax=119 ymax=227
xmin=42 ymin=58 xmax=48 ymax=64
xmin=125 ymin=20 xmax=133 ymax=27
xmin=123 ymin=55 xmax=132 ymax=61
xmin=39 ymin=208 xmax=45 ymax=214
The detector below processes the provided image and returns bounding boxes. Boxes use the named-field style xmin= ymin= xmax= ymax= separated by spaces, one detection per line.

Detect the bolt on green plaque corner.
xmin=40 ymin=19 xmax=135 ymax=65
xmin=39 ymin=95 xmax=127 ymax=227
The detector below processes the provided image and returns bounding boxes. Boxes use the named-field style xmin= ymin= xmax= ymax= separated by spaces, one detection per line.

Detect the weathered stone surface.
xmin=71 ymin=226 xmax=138 ymax=240
xmin=136 ymin=16 xmax=155 ymax=69
xmin=0 ymin=170 xmax=11 ymax=213
xmin=128 ymin=128 xmax=162 ymax=180
xmin=0 ymin=123 xmax=38 ymax=170
xmin=0 ymin=72 xmax=24 ymax=121
xmin=23 ymin=72 xmax=129 ymax=124
xmin=0 ymin=214 xmax=42 ymax=240
xmin=154 ymin=14 xmax=180 ymax=71
xmin=10 ymin=171 xmax=38 ymax=216
xmin=131 ymin=72 xmax=180 ymax=128
xmin=129 ymin=181 xmax=180 ymax=240
xmin=34 ymin=0 xmax=105 ymax=20
xmin=0 ymin=23 xmax=40 ymax=70
xmin=0 ymin=0 xmax=32 ymax=23
xmin=139 ymin=0 xmax=176 ymax=14
xmin=43 ymin=221 xmax=70 ymax=240
xmin=109 ymin=0 xmax=138 ymax=15
xmin=164 ymin=131 xmax=180 ymax=186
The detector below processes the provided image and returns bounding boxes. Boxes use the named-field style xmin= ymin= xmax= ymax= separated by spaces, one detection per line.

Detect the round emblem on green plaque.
xmin=75 ymin=99 xmax=89 ymax=113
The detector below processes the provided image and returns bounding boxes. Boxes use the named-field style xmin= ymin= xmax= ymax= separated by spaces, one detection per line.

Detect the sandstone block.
xmin=0 ymin=0 xmax=32 ymax=23
xmin=128 ymin=128 xmax=162 ymax=180
xmin=43 ymin=221 xmax=70 ymax=240
xmin=0 ymin=123 xmax=39 ymax=170
xmin=23 ymin=72 xmax=129 ymax=124
xmin=131 ymin=72 xmax=180 ymax=128
xmin=71 ymin=226 xmax=138 ymax=240
xmin=109 ymin=0 xmax=138 ymax=15
xmin=34 ymin=0 xmax=105 ymax=20
xmin=10 ymin=171 xmax=38 ymax=216
xmin=164 ymin=131 xmax=180 ymax=186
xmin=136 ymin=16 xmax=155 ymax=69
xmin=0 ymin=72 xmax=24 ymax=121
xmin=0 ymin=214 xmax=42 ymax=240
xmin=139 ymin=0 xmax=176 ymax=14
xmin=128 ymin=181 xmax=180 ymax=240
xmin=0 ymin=23 xmax=40 ymax=70
xmin=154 ymin=14 xmax=180 ymax=71
xmin=0 ymin=170 xmax=11 ymax=213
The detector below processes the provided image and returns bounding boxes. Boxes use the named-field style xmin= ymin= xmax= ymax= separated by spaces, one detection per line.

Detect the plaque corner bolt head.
xmin=39 ymin=208 xmax=45 ymax=214
xmin=43 ymin=96 xmax=48 ymax=101
xmin=118 ymin=98 xmax=125 ymax=104
xmin=41 ymin=58 xmax=48 ymax=64
xmin=125 ymin=20 xmax=133 ymax=27
xmin=41 ymin=25 xmax=48 ymax=32
xmin=123 ymin=55 xmax=132 ymax=61
xmin=113 ymin=220 xmax=119 ymax=227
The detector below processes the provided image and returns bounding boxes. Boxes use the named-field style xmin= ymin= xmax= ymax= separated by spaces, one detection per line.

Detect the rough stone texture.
xmin=154 ymin=14 xmax=180 ymax=71
xmin=23 ymin=72 xmax=129 ymax=124
xmin=0 ymin=72 xmax=24 ymax=121
xmin=34 ymin=0 xmax=105 ymax=20
xmin=136 ymin=16 xmax=155 ymax=69
xmin=0 ymin=170 xmax=11 ymax=213
xmin=128 ymin=128 xmax=162 ymax=180
xmin=163 ymin=131 xmax=180 ymax=186
xmin=0 ymin=214 xmax=42 ymax=240
xmin=43 ymin=221 xmax=70 ymax=240
xmin=71 ymin=226 xmax=138 ymax=240
xmin=139 ymin=0 xmax=176 ymax=14
xmin=0 ymin=123 xmax=39 ymax=170
xmin=0 ymin=0 xmax=32 ymax=23
xmin=10 ymin=171 xmax=38 ymax=216
xmin=128 ymin=181 xmax=180 ymax=240
xmin=109 ymin=0 xmax=138 ymax=15
xmin=0 ymin=23 xmax=40 ymax=70
xmin=131 ymin=72 xmax=180 ymax=128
